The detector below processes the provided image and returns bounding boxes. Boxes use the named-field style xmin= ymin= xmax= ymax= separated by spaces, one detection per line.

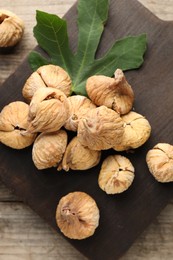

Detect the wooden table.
xmin=0 ymin=0 xmax=173 ymax=259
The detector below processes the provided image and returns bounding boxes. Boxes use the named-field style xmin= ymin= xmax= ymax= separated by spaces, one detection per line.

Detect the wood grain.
xmin=0 ymin=0 xmax=173 ymax=259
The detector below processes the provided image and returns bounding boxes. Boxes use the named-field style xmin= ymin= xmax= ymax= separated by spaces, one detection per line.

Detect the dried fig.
xmin=98 ymin=155 xmax=135 ymax=194
xmin=64 ymin=95 xmax=96 ymax=132
xmin=27 ymin=87 xmax=69 ymax=133
xmin=146 ymin=143 xmax=173 ymax=182
xmin=56 ymin=191 xmax=100 ymax=239
xmin=86 ymin=69 xmax=134 ymax=115
xmin=22 ymin=71 xmax=47 ymax=101
xmin=77 ymin=105 xmax=124 ymax=150
xmin=113 ymin=111 xmax=151 ymax=151
xmin=61 ymin=136 xmax=101 ymax=171
xmin=0 ymin=101 xmax=36 ymax=149
xmin=0 ymin=9 xmax=24 ymax=47
xmin=22 ymin=65 xmax=72 ymax=101
xmin=32 ymin=130 xmax=68 ymax=170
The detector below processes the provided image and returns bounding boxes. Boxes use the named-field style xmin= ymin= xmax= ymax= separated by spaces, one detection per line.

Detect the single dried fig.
xmin=146 ymin=143 xmax=173 ymax=182
xmin=113 ymin=111 xmax=151 ymax=151
xmin=98 ymin=155 xmax=135 ymax=194
xmin=0 ymin=9 xmax=24 ymax=47
xmin=0 ymin=101 xmax=36 ymax=149
xmin=27 ymin=87 xmax=69 ymax=133
xmin=86 ymin=69 xmax=134 ymax=115
xmin=22 ymin=65 xmax=72 ymax=101
xmin=56 ymin=191 xmax=100 ymax=239
xmin=61 ymin=136 xmax=101 ymax=171
xmin=64 ymin=95 xmax=96 ymax=132
xmin=32 ymin=130 xmax=68 ymax=170
xmin=77 ymin=105 xmax=124 ymax=150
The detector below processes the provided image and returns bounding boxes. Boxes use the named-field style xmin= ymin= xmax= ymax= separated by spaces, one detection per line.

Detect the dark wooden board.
xmin=1 ymin=0 xmax=173 ymax=259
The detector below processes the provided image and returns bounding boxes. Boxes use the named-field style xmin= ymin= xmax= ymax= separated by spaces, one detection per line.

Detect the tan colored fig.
xmin=113 ymin=111 xmax=151 ymax=151
xmin=27 ymin=87 xmax=69 ymax=133
xmin=22 ymin=65 xmax=72 ymax=101
xmin=61 ymin=136 xmax=101 ymax=171
xmin=32 ymin=130 xmax=67 ymax=170
xmin=0 ymin=101 xmax=36 ymax=149
xmin=86 ymin=69 xmax=134 ymax=115
xmin=0 ymin=9 xmax=24 ymax=47
xmin=77 ymin=105 xmax=124 ymax=150
xmin=146 ymin=143 xmax=173 ymax=183
xmin=56 ymin=191 xmax=100 ymax=239
xmin=98 ymin=155 xmax=135 ymax=194
xmin=22 ymin=71 xmax=47 ymax=101
xmin=64 ymin=95 xmax=96 ymax=132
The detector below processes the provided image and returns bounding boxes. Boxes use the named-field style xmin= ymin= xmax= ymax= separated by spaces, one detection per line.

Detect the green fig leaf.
xmin=29 ymin=0 xmax=147 ymax=96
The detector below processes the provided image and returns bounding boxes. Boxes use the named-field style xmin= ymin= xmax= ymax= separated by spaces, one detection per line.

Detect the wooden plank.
xmin=122 ymin=199 xmax=173 ymax=259
xmin=1 ymin=0 xmax=173 ymax=259
xmin=0 ymin=0 xmax=75 ymax=86
xmin=0 ymin=198 xmax=173 ymax=260
xmin=138 ymin=0 xmax=173 ymax=21
xmin=0 ymin=181 xmax=19 ymax=202
xmin=0 ymin=202 xmax=85 ymax=260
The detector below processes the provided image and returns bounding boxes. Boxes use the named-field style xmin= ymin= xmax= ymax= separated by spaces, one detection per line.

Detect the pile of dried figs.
xmin=1 ymin=64 xmax=173 ymax=239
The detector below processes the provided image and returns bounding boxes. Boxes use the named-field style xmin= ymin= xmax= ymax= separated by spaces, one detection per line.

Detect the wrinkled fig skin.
xmin=64 ymin=95 xmax=96 ymax=132
xmin=86 ymin=69 xmax=134 ymax=115
xmin=98 ymin=155 xmax=135 ymax=194
xmin=27 ymin=87 xmax=69 ymax=133
xmin=113 ymin=111 xmax=151 ymax=151
xmin=22 ymin=65 xmax=72 ymax=101
xmin=61 ymin=136 xmax=101 ymax=171
xmin=146 ymin=143 xmax=173 ymax=183
xmin=32 ymin=130 xmax=68 ymax=170
xmin=0 ymin=9 xmax=24 ymax=47
xmin=0 ymin=101 xmax=36 ymax=149
xmin=22 ymin=71 xmax=47 ymax=101
xmin=56 ymin=192 xmax=100 ymax=240
xmin=77 ymin=105 xmax=124 ymax=150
